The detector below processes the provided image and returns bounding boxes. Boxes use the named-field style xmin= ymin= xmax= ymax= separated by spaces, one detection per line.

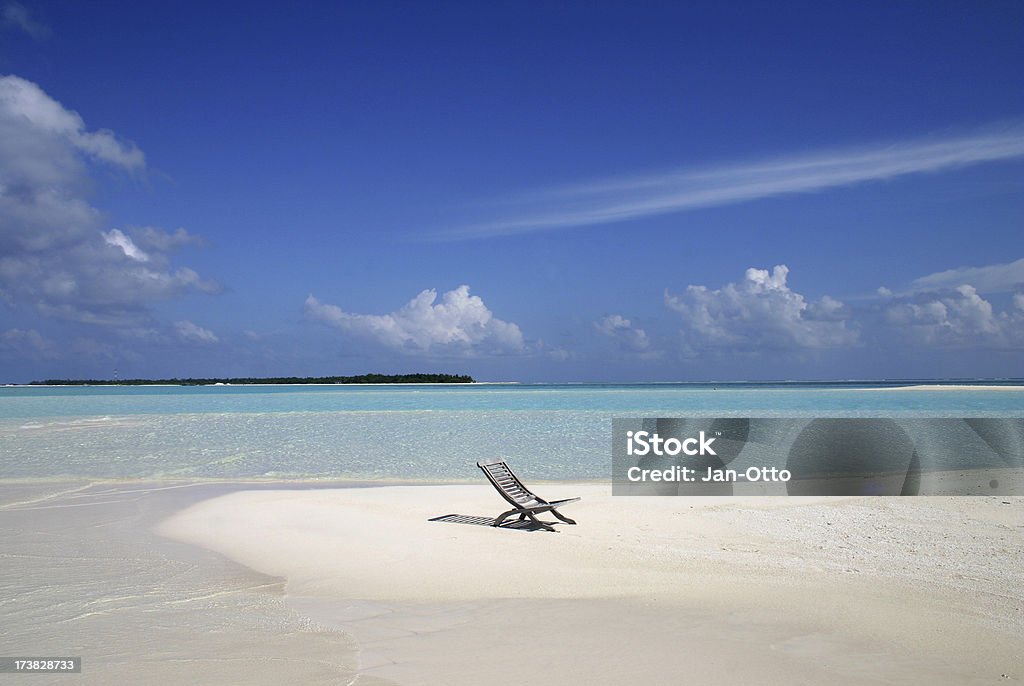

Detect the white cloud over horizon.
xmin=665 ymin=265 xmax=858 ymax=353
xmin=595 ymin=314 xmax=652 ymax=353
xmin=438 ymin=124 xmax=1024 ymax=239
xmin=305 ymin=285 xmax=526 ymax=355
xmin=662 ymin=263 xmax=1024 ymax=357
xmin=0 ymin=74 xmax=219 ymax=327
xmin=883 ymin=285 xmax=1024 ymax=348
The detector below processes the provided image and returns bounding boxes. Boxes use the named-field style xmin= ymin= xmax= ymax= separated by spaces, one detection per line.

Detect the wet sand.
xmin=0 ymin=481 xmax=358 ymax=685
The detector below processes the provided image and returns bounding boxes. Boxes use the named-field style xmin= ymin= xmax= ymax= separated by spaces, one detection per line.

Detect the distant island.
xmin=30 ymin=373 xmax=475 ymax=386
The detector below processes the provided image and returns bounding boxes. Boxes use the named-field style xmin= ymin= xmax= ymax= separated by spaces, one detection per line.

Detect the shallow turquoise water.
xmin=1 ymin=383 xmax=1021 ymax=480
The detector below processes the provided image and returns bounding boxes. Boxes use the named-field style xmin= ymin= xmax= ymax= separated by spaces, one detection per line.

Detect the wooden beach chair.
xmin=477 ymin=458 xmax=580 ymax=532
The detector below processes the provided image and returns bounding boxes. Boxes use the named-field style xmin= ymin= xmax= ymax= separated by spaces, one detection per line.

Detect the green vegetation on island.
xmin=31 ymin=373 xmax=475 ymax=386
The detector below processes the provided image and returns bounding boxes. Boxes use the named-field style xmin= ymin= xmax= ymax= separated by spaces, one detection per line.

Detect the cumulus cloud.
xmin=665 ymin=265 xmax=857 ymax=352
xmin=0 ymin=75 xmax=218 ymax=326
xmin=174 ymin=320 xmax=219 ymax=344
xmin=883 ymin=285 xmax=1024 ymax=347
xmin=596 ymin=314 xmax=651 ymax=352
xmin=909 ymin=257 xmax=1024 ymax=295
xmin=0 ymin=328 xmax=120 ymax=361
xmin=0 ymin=75 xmax=142 ymax=169
xmin=102 ymin=229 xmax=150 ymax=262
xmin=305 ymin=285 xmax=525 ymax=354
xmin=2 ymin=2 xmax=49 ymax=40
xmin=132 ymin=226 xmax=205 ymax=252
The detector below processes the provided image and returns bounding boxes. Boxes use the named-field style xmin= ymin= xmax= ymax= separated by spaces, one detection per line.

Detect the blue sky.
xmin=1 ymin=1 xmax=1023 ymax=382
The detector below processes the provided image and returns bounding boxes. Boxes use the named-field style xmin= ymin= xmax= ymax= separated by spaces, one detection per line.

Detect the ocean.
xmin=1 ymin=383 xmax=1022 ymax=481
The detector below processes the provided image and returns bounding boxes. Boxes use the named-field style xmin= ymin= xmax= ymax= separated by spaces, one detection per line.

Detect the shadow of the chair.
xmin=428 ymin=513 xmax=558 ymax=532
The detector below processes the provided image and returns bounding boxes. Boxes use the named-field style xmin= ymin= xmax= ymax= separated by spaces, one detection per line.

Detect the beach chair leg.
xmin=550 ymin=508 xmax=576 ymax=525
xmin=493 ymin=508 xmax=519 ymax=527
xmin=493 ymin=508 xmax=559 ymax=532
xmin=524 ymin=512 xmax=556 ymax=532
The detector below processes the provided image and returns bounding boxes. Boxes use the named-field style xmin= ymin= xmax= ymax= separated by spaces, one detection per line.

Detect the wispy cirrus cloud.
xmin=174 ymin=320 xmax=219 ymax=344
xmin=909 ymin=257 xmax=1024 ymax=295
xmin=436 ymin=124 xmax=1024 ymax=240
xmin=2 ymin=2 xmax=49 ymax=40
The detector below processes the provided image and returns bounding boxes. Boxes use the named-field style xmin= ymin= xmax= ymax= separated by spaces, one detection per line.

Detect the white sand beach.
xmin=157 ymin=484 xmax=1024 ymax=685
